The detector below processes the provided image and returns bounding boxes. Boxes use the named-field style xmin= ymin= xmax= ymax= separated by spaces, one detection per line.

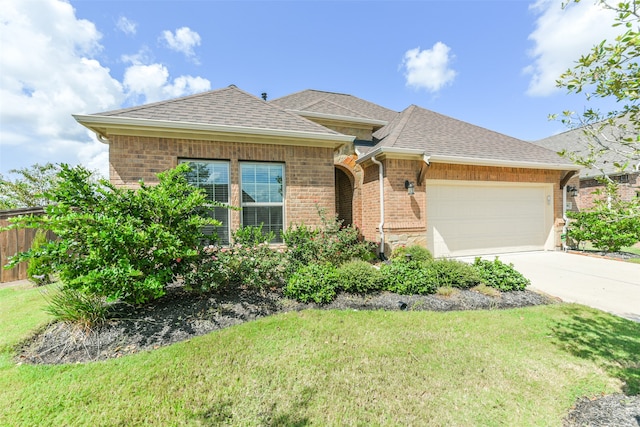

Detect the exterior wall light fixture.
xmin=405 ymin=180 xmax=415 ymax=196
xmin=566 ymin=185 xmax=578 ymax=197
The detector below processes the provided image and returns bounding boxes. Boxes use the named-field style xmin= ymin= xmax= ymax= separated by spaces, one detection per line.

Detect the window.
xmin=241 ymin=162 xmax=284 ymax=243
xmin=181 ymin=160 xmax=230 ymax=244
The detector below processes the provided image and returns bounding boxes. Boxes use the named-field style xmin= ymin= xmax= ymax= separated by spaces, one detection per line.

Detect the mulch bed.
xmin=14 ymin=285 xmax=639 ymax=425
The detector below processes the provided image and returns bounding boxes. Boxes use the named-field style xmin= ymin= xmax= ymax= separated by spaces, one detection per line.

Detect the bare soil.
xmin=15 ymin=285 xmax=639 ymax=425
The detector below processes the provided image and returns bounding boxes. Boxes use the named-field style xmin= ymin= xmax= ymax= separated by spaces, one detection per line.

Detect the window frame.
xmin=179 ymin=158 xmax=231 ymax=245
xmin=239 ymin=161 xmax=286 ymax=243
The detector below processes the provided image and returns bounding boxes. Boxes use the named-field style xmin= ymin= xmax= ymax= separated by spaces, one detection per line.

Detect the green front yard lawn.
xmin=1 ymin=284 xmax=638 ymax=426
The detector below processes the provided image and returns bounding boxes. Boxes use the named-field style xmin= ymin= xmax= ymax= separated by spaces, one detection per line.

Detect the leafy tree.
xmin=0 ymin=163 xmax=61 ymax=209
xmin=4 ymin=163 xmax=221 ymax=304
xmin=554 ymin=0 xmax=639 ymax=177
xmin=554 ymin=0 xmax=640 ymax=248
xmin=567 ymin=182 xmax=640 ymax=252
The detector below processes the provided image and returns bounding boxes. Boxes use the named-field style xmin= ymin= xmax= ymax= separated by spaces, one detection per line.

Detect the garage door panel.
xmin=426 ymin=181 xmax=553 ymax=257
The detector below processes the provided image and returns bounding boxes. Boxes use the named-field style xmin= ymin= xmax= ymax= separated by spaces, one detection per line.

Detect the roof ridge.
xmin=95 ymin=86 xmax=235 ymax=116
xmin=380 ymin=105 xmax=417 ymax=147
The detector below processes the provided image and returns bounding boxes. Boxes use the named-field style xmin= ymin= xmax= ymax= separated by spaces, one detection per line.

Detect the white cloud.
xmin=0 ymin=0 xmax=123 ymax=177
xmin=402 ymin=42 xmax=457 ymax=93
xmin=123 ymin=63 xmax=211 ymax=104
xmin=0 ymin=0 xmax=212 ymax=178
xmin=525 ymin=0 xmax=622 ymax=97
xmin=116 ymin=16 xmax=137 ymax=36
xmin=161 ymin=27 xmax=201 ymax=61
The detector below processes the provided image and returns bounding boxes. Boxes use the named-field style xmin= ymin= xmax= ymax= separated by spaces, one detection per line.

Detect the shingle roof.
xmin=270 ymin=89 xmax=399 ymax=123
xmin=534 ymin=117 xmax=639 ymax=178
xmin=372 ymin=105 xmax=573 ymax=166
xmin=91 ymin=85 xmax=341 ymax=136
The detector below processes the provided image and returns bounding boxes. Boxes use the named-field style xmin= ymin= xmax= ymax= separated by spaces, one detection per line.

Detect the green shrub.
xmin=4 ymin=163 xmax=221 ymax=305
xmin=184 ymin=226 xmax=288 ymax=293
xmin=283 ymin=206 xmax=375 ymax=276
xmin=567 ymin=183 xmax=640 ymax=252
xmin=44 ymin=286 xmax=112 ymax=330
xmin=27 ymin=229 xmax=54 ymax=286
xmin=427 ymin=258 xmax=480 ymax=289
xmin=284 ymin=263 xmax=339 ymax=304
xmin=381 ymin=258 xmax=480 ymax=295
xmin=472 ymin=257 xmax=530 ymax=291
xmin=380 ymin=261 xmax=437 ymax=295
xmin=390 ymin=245 xmax=433 ymax=263
xmin=337 ymin=260 xmax=383 ymax=294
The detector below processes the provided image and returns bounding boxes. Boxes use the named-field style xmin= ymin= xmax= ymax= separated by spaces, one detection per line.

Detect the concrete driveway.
xmin=459 ymin=251 xmax=640 ymax=322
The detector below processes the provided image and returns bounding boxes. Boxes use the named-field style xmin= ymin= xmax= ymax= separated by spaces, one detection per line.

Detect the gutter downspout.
xmin=370 ymin=156 xmax=386 ymax=260
xmin=562 ymin=185 xmax=568 ymax=251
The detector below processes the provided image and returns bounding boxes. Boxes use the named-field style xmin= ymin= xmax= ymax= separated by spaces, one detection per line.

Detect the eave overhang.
xmin=356 ymin=147 xmax=581 ymax=171
xmin=73 ymin=114 xmax=355 ymax=148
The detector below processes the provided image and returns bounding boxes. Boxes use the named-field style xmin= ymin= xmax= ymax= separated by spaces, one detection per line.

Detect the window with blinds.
xmin=240 ymin=162 xmax=284 ymax=243
xmin=180 ymin=160 xmax=230 ymax=244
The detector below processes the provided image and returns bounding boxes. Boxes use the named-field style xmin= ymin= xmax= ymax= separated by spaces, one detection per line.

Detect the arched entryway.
xmin=335 ymin=167 xmax=354 ymax=227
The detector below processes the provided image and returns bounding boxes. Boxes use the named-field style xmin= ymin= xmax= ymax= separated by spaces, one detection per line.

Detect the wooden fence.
xmin=0 ymin=207 xmax=54 ymax=283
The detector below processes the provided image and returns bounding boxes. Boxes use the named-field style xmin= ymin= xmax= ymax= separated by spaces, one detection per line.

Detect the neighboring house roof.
xmin=270 ymin=89 xmax=399 ymax=123
xmin=534 ymin=117 xmax=640 ymax=178
xmin=357 ymin=105 xmax=576 ymax=170
xmin=73 ymin=85 xmax=352 ymax=146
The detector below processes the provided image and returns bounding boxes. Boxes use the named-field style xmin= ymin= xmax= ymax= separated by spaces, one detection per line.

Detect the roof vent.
xmin=228 ymin=84 xmax=237 ymax=88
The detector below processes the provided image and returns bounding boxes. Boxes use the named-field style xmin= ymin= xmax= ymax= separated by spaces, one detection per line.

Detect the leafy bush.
xmin=427 ymin=258 xmax=480 ymax=289
xmin=27 ymin=229 xmax=54 ymax=286
xmin=381 ymin=258 xmax=481 ymax=295
xmin=472 ymin=257 xmax=530 ymax=291
xmin=5 ymin=164 xmax=221 ymax=305
xmin=390 ymin=245 xmax=433 ymax=263
xmin=380 ymin=261 xmax=437 ymax=295
xmin=44 ymin=286 xmax=112 ymax=330
xmin=284 ymin=263 xmax=339 ymax=304
xmin=567 ymin=182 xmax=640 ymax=252
xmin=337 ymin=260 xmax=383 ymax=294
xmin=183 ymin=226 xmax=288 ymax=293
xmin=283 ymin=206 xmax=375 ymax=276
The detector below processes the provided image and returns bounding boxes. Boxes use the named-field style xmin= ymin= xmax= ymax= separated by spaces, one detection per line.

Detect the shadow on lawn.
xmin=551 ymin=305 xmax=640 ymax=395
xmin=193 ymin=387 xmax=314 ymax=426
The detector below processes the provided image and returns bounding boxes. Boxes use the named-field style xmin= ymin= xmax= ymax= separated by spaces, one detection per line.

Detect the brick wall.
xmin=360 ymin=160 xmax=568 ymax=255
xmin=578 ymin=172 xmax=640 ymax=210
xmin=109 ymin=135 xmax=335 ymax=230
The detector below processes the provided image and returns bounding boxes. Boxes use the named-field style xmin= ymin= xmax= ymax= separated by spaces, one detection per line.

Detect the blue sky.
xmin=0 ymin=0 xmax=623 ymax=177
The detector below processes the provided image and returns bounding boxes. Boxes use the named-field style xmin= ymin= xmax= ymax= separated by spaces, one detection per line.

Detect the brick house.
xmin=74 ymin=85 xmax=579 ymax=258
xmin=535 ymin=118 xmax=640 ymax=213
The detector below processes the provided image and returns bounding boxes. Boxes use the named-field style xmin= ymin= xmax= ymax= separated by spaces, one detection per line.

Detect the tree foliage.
xmin=0 ymin=163 xmax=61 ymax=209
xmin=554 ymin=0 xmax=639 ymax=177
xmin=567 ymin=181 xmax=640 ymax=251
xmin=4 ymin=163 xmax=221 ymax=304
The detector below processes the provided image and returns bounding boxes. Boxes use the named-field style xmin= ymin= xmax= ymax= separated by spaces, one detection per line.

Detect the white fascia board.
xmin=356 ymin=148 xmax=580 ymax=170
xmin=427 ymin=155 xmax=581 ymax=171
xmin=355 ymin=147 xmax=425 ymax=163
xmin=287 ymin=110 xmax=388 ymax=127
xmin=73 ymin=114 xmax=355 ymax=144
